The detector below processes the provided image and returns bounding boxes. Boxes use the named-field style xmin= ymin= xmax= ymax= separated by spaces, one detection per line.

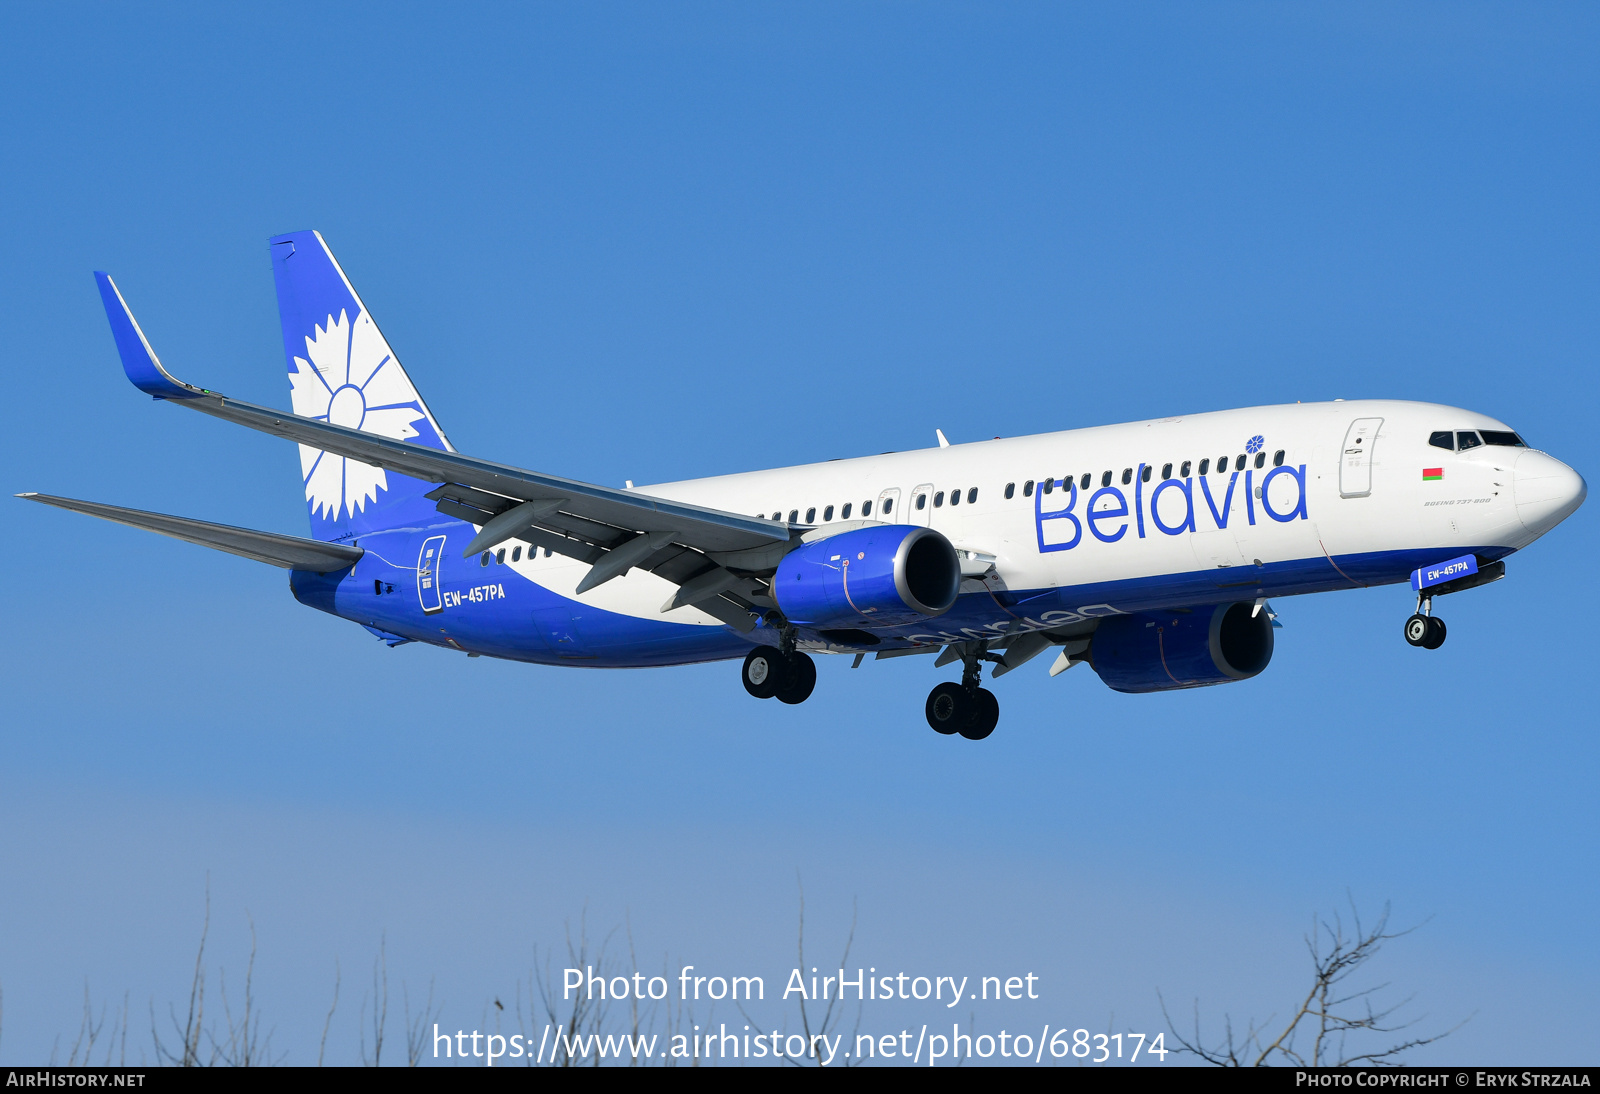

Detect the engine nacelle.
xmin=774 ymin=525 xmax=959 ymax=628
xmin=1090 ymin=602 xmax=1274 ymax=694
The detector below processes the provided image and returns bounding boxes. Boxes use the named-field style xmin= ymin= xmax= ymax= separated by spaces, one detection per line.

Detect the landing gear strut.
xmin=1404 ymin=594 xmax=1447 ymax=650
xmin=741 ymin=645 xmax=817 ymax=704
xmin=925 ymin=645 xmax=1000 ymax=740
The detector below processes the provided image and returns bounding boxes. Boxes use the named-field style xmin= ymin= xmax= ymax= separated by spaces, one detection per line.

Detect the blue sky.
xmin=1 ymin=3 xmax=1595 ymax=1065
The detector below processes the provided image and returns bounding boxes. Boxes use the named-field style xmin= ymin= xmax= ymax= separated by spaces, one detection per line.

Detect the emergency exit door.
xmin=876 ymin=487 xmax=902 ymax=522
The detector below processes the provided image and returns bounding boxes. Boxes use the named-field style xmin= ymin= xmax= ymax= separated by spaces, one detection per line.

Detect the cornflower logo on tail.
xmin=288 ymin=309 xmax=429 ymax=520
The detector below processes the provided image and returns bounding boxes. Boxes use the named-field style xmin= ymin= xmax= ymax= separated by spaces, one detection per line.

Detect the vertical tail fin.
xmin=269 ymin=231 xmax=452 ymax=541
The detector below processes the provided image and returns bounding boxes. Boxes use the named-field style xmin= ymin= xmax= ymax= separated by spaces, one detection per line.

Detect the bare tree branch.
xmin=1162 ymin=899 xmax=1471 ymax=1067
xmin=359 ymin=935 xmax=390 ymax=1066
xmin=317 ymin=961 xmax=340 ymax=1067
xmin=738 ymin=880 xmax=861 ymax=1068
xmin=404 ymin=978 xmax=440 ymax=1066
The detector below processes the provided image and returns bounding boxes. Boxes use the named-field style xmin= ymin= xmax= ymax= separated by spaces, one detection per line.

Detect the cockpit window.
xmin=1480 ymin=430 xmax=1526 ymax=447
xmin=1428 ymin=431 xmax=1454 ymax=451
xmin=1456 ymin=431 xmax=1483 ymax=451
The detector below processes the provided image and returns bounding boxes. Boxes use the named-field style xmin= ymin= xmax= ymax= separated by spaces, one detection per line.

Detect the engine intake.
xmin=1090 ymin=602 xmax=1274 ymax=694
xmin=774 ymin=525 xmax=959 ymax=628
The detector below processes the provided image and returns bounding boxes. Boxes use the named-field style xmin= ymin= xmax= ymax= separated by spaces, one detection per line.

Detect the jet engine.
xmin=1090 ymin=602 xmax=1274 ymax=694
xmin=773 ymin=525 xmax=959 ymax=628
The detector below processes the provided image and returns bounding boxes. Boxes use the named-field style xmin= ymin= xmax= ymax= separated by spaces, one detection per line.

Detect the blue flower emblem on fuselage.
xmin=1245 ymin=435 xmax=1265 ymax=454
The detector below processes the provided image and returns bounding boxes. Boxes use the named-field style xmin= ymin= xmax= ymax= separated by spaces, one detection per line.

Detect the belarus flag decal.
xmin=1423 ymin=468 xmax=1443 ymax=481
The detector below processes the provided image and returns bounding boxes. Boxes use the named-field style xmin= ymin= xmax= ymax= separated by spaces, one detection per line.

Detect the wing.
xmin=18 ymin=493 xmax=364 ymax=573
xmin=95 ymin=272 xmax=790 ymax=630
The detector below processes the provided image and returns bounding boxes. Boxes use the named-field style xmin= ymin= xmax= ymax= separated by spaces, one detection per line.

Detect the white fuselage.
xmin=492 ymin=399 xmax=1583 ymax=642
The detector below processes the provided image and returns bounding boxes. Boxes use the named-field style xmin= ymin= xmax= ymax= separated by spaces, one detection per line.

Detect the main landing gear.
xmin=1404 ymin=594 xmax=1447 ymax=650
xmin=925 ymin=648 xmax=1000 ymax=741
xmin=742 ymin=645 xmax=817 ymax=705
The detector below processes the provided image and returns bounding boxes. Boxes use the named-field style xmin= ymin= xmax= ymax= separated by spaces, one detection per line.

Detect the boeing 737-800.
xmin=20 ymin=231 xmax=1586 ymax=739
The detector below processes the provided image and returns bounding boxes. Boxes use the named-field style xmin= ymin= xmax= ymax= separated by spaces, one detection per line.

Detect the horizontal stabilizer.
xmin=17 ymin=493 xmax=364 ymax=573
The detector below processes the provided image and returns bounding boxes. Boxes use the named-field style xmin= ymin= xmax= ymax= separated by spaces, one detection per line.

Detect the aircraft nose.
xmin=1513 ymin=449 xmax=1587 ymax=536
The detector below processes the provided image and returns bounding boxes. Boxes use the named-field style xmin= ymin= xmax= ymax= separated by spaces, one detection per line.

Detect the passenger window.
xmin=1254 ymin=452 xmax=1265 ymax=469
xmin=824 ymin=505 xmax=835 ymax=521
xmin=496 ymin=548 xmax=505 ymax=564
xmin=863 ymin=500 xmax=873 ymax=516
xmin=1236 ymin=453 xmax=1246 ymax=469
xmin=1480 ymin=430 xmax=1525 ymax=447
xmin=805 ymin=507 xmax=816 ymax=523
xmin=1023 ymin=480 xmax=1034 ymax=497
xmin=512 ymin=546 xmax=522 ymax=562
xmin=1101 ymin=470 xmax=1112 ymax=487
xmin=1042 ymin=478 xmax=1053 ymax=495
xmin=1199 ymin=458 xmax=1210 ymax=475
xmin=967 ymin=487 xmax=978 ymax=504
xmin=545 ymin=547 xmax=553 ymax=558
xmin=934 ymin=491 xmax=945 ymax=507
xmin=1080 ymin=473 xmax=1091 ymax=491
xmin=842 ymin=503 xmax=853 ymax=519
xmin=1121 ymin=468 xmax=1132 ymax=485
xmin=1141 ymin=465 xmax=1152 ymax=483
xmin=1217 ymin=456 xmax=1229 ymax=472
xmin=1005 ymin=482 xmax=1015 ymax=499
xmin=788 ymin=509 xmax=798 ymax=524
xmin=882 ymin=497 xmax=893 ymax=514
xmin=1161 ymin=463 xmax=1172 ymax=480
xmin=481 ymin=551 xmax=491 ymax=567
xmin=915 ymin=494 xmax=926 ymax=510
xmin=949 ymin=489 xmax=960 ymax=506
xmin=1272 ymin=450 xmax=1284 ymax=467
xmin=1457 ymin=431 xmax=1483 ymax=450
xmin=1428 ymin=431 xmax=1454 ymax=451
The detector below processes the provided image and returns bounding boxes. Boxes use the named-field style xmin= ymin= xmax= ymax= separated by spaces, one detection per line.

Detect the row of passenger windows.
xmin=919 ymin=487 xmax=979 ymax=510
xmin=762 ymin=486 xmax=991 ymax=525
xmin=481 ymin=545 xmax=556 ymax=566
xmin=1001 ymin=448 xmax=1286 ymax=499
xmin=764 ymin=495 xmax=897 ymax=524
xmin=754 ymin=449 xmax=1287 ymax=526
xmin=1428 ymin=429 xmax=1525 ymax=452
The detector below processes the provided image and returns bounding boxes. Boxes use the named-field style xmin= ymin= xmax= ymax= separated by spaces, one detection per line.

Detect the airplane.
xmin=19 ymin=231 xmax=1586 ymax=740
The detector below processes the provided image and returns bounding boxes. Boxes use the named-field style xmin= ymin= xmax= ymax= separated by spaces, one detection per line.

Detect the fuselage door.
xmin=909 ymin=484 xmax=934 ymax=527
xmin=876 ymin=487 xmax=902 ymax=522
xmin=417 ymin=534 xmax=446 ymax=614
xmin=1339 ymin=418 xmax=1383 ymax=499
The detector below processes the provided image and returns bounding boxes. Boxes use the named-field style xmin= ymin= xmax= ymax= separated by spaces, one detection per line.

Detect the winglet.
xmin=93 ymin=272 xmax=207 ymax=400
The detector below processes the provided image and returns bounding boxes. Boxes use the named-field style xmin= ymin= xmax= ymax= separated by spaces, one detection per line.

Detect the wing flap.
xmin=181 ymin=393 xmax=780 ymax=550
xmin=18 ymin=493 xmax=364 ymax=573
xmin=176 ymin=393 xmax=782 ymax=554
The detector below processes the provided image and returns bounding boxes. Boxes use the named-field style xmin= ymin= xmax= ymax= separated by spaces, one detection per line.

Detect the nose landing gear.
xmin=924 ymin=646 xmax=1000 ymax=740
xmin=1404 ymin=594 xmax=1447 ymax=650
